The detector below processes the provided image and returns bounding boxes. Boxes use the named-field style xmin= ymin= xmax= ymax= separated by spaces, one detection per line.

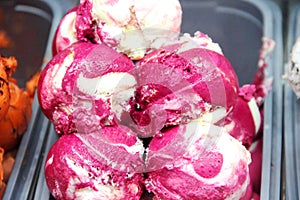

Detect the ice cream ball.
xmin=130 ymin=37 xmax=239 ymax=132
xmin=145 ymin=121 xmax=252 ymax=200
xmin=38 ymin=42 xmax=137 ymax=135
xmin=45 ymin=125 xmax=145 ymax=200
xmin=74 ymin=0 xmax=182 ymax=60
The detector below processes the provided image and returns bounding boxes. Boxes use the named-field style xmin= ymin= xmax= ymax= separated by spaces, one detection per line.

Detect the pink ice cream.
xmin=44 ymin=125 xmax=145 ymax=200
xmin=217 ymin=84 xmax=261 ymax=148
xmin=38 ymin=0 xmax=270 ymax=198
xmin=136 ymin=38 xmax=239 ymax=113
xmin=39 ymin=33 xmax=239 ymax=138
xmin=117 ymin=32 xmax=238 ymax=138
xmin=145 ymin=122 xmax=251 ymax=200
xmin=38 ymin=42 xmax=137 ymax=134
xmin=53 ymin=0 xmax=182 ymax=60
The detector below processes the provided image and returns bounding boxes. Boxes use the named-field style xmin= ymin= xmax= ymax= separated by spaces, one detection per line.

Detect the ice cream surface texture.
xmin=39 ymin=35 xmax=239 ymax=137
xmin=38 ymin=42 xmax=137 ymax=135
xmin=145 ymin=122 xmax=251 ymax=200
xmin=40 ymin=34 xmax=260 ymax=200
xmin=44 ymin=126 xmax=145 ymax=200
xmin=53 ymin=0 xmax=182 ymax=60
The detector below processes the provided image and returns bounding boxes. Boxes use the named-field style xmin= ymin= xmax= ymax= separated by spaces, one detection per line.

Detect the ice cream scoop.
xmin=129 ymin=38 xmax=239 ymax=132
xmin=142 ymin=38 xmax=238 ymax=112
xmin=145 ymin=121 xmax=251 ymax=200
xmin=38 ymin=42 xmax=137 ymax=135
xmin=45 ymin=125 xmax=145 ymax=200
xmin=73 ymin=0 xmax=182 ymax=60
xmin=40 ymin=33 xmax=239 ymax=138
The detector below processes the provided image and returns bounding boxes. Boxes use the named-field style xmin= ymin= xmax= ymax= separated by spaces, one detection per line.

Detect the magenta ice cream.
xmin=145 ymin=122 xmax=251 ymax=200
xmin=37 ymin=0 xmax=272 ymax=198
xmin=38 ymin=42 xmax=137 ymax=134
xmin=44 ymin=126 xmax=145 ymax=200
xmin=119 ymin=37 xmax=239 ymax=138
xmin=39 ymin=32 xmax=239 ymax=138
xmin=53 ymin=0 xmax=182 ymax=60
xmin=136 ymin=37 xmax=239 ymax=113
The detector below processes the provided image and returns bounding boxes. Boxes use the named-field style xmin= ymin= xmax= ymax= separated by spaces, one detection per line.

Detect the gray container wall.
xmin=284 ymin=4 xmax=300 ymax=200
xmin=32 ymin=0 xmax=283 ymax=199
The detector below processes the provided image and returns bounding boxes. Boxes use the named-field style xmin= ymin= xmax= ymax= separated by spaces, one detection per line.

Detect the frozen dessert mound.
xmin=0 ymin=80 xmax=33 ymax=150
xmin=127 ymin=46 xmax=238 ymax=137
xmin=136 ymin=36 xmax=238 ymax=111
xmin=44 ymin=119 xmax=254 ymax=200
xmin=40 ymin=0 xmax=270 ymax=198
xmin=38 ymin=42 xmax=137 ymax=135
xmin=45 ymin=126 xmax=145 ymax=200
xmin=38 ymin=36 xmax=239 ymax=138
xmin=39 ymin=35 xmax=269 ymax=199
xmin=144 ymin=122 xmax=251 ymax=200
xmin=53 ymin=0 xmax=182 ymax=60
